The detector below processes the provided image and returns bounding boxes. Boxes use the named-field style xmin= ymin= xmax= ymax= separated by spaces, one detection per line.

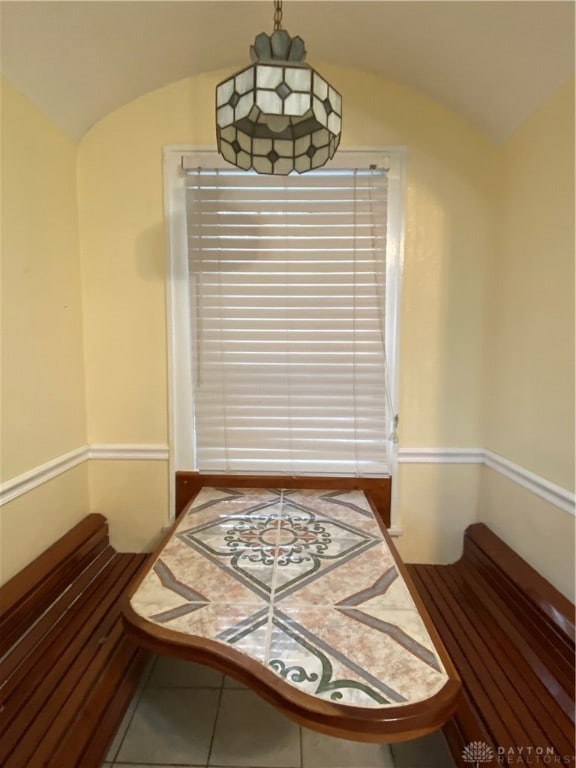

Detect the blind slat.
xmin=186 ymin=166 xmax=393 ymax=475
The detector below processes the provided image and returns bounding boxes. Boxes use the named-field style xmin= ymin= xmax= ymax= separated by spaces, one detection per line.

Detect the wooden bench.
xmin=0 ymin=513 xmax=151 ymax=768
xmin=407 ymin=523 xmax=575 ymax=767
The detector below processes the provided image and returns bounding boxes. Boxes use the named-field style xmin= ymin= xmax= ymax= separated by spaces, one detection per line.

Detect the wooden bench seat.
xmin=0 ymin=513 xmax=151 ymax=768
xmin=407 ymin=523 xmax=575 ymax=767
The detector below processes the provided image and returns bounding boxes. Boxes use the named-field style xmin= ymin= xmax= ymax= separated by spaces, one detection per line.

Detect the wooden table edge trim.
xmin=122 ymin=480 xmax=461 ymax=742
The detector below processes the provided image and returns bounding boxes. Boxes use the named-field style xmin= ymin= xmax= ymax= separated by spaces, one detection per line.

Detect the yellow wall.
xmin=0 ymin=78 xmax=89 ymax=582
xmin=88 ymin=459 xmax=169 ymax=553
xmin=78 ymin=66 xmax=495 ymax=452
xmin=486 ymin=80 xmax=574 ymax=489
xmin=0 ymin=465 xmax=89 ymax=583
xmin=2 ymin=66 xmax=573 ymax=594
xmin=77 ymin=65 xmax=496 ymax=557
xmin=478 ymin=79 xmax=575 ymax=598
xmin=478 ymin=466 xmax=574 ymax=601
xmin=394 ymin=463 xmax=480 ymax=564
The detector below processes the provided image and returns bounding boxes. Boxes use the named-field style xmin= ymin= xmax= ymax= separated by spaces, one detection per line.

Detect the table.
xmin=124 ymin=486 xmax=461 ymax=742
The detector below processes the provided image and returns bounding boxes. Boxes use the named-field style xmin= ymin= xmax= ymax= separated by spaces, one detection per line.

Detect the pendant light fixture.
xmin=215 ymin=1 xmax=342 ymax=175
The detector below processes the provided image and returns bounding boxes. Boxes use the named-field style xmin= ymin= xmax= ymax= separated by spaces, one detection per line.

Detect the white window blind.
xmin=184 ymin=163 xmax=395 ymax=475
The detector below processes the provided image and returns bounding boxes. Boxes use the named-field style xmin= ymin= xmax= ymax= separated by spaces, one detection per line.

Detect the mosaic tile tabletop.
xmin=130 ymin=488 xmax=449 ymax=709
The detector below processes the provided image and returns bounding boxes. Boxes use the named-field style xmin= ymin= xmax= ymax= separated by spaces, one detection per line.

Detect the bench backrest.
xmin=0 ymin=514 xmax=110 ymax=656
xmin=461 ymin=523 xmax=575 ymax=722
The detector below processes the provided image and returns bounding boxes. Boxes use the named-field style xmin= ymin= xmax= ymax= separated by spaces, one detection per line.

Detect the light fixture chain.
xmin=274 ymin=1 xmax=283 ymax=31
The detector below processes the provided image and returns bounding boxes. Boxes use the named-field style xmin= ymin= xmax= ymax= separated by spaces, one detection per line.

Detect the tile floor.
xmin=103 ymin=655 xmax=456 ymax=768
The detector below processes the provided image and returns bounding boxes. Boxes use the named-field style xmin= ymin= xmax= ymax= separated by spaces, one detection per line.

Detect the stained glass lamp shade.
xmin=216 ymin=29 xmax=342 ymax=175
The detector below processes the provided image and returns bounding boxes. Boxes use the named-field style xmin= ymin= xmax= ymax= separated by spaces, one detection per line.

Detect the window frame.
xmin=164 ymin=146 xmax=406 ymax=522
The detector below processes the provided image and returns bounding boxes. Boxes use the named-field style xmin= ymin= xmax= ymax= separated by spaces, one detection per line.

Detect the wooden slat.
xmin=0 ymin=552 xmax=126 ymax=716
xmin=24 ymin=556 xmax=148 ymax=768
xmin=439 ymin=564 xmax=573 ymax=757
xmin=463 ymin=547 xmax=575 ymax=664
xmin=456 ymin=562 xmax=575 ymax=728
xmin=408 ymin=523 xmax=575 ymax=768
xmin=8 ymin=621 xmax=126 ymax=768
xmin=442 ymin=688 xmax=492 ymax=768
xmin=0 ymin=554 xmax=137 ymax=755
xmin=423 ymin=562 xmax=572 ymax=762
xmin=425 ymin=564 xmax=535 ymax=747
xmin=408 ymin=566 xmax=501 ymax=748
xmin=0 ymin=545 xmax=116 ymax=685
xmin=463 ymin=524 xmax=575 ymax=642
xmin=0 ymin=514 xmax=109 ymax=655
xmin=0 ymin=513 xmax=150 ymax=768
xmin=47 ymin=641 xmax=150 ymax=768
xmin=0 ymin=514 xmax=107 ymax=617
xmin=462 ymin=546 xmax=575 ymax=687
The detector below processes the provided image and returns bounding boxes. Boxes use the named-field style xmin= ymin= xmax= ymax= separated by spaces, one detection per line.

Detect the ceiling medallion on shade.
xmin=215 ymin=1 xmax=342 ymax=175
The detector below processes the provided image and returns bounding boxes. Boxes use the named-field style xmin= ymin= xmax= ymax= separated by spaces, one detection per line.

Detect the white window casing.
xmin=164 ymin=148 xmax=405 ymax=514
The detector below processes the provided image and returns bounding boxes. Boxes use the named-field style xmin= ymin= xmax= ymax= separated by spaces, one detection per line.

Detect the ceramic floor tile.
xmin=302 ymin=727 xmax=394 ymax=768
xmin=116 ymin=686 xmax=220 ymax=765
xmin=105 ymin=656 xmax=155 ymax=761
xmin=147 ymin=654 xmax=224 ymax=688
xmin=209 ymin=689 xmax=301 ymax=767
xmin=390 ymin=730 xmax=457 ymax=768
xmin=105 ymin=700 xmax=136 ymax=762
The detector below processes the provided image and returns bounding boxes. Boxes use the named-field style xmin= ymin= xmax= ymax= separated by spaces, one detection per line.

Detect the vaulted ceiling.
xmin=1 ymin=1 xmax=574 ymax=142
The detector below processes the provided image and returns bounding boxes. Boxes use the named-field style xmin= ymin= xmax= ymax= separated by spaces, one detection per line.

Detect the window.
xmin=165 ymin=149 xmax=405 ymax=487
